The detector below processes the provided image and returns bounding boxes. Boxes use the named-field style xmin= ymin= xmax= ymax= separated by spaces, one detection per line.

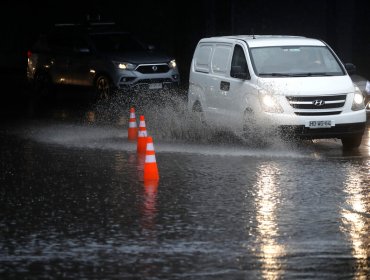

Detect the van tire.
xmin=242 ymin=109 xmax=257 ymax=137
xmin=192 ymin=102 xmax=206 ymax=126
xmin=242 ymin=109 xmax=268 ymax=146
xmin=341 ymin=134 xmax=362 ymax=150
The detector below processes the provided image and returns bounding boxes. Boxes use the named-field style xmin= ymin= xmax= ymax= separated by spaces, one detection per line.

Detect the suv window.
xmin=50 ymin=33 xmax=88 ymax=53
xmin=90 ymin=33 xmax=146 ymax=52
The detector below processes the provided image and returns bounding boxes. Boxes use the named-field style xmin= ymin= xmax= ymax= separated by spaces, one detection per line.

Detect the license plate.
xmin=149 ymin=83 xmax=162 ymax=89
xmin=306 ymin=120 xmax=334 ymax=128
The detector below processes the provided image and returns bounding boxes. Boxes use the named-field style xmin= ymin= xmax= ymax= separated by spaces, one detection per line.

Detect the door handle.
xmin=220 ymin=81 xmax=230 ymax=91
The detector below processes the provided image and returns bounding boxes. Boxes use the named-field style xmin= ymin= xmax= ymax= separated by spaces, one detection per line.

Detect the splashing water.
xmin=91 ymin=88 xmax=289 ymax=149
xmin=9 ymin=87 xmax=317 ymax=158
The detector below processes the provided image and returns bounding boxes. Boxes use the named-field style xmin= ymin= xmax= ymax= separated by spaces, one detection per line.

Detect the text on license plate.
xmin=306 ymin=120 xmax=334 ymax=128
xmin=149 ymin=83 xmax=162 ymax=89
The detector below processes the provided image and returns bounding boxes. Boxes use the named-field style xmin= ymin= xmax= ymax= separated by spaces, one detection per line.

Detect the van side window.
xmin=230 ymin=44 xmax=250 ymax=79
xmin=194 ymin=44 xmax=213 ymax=73
xmin=212 ymin=44 xmax=232 ymax=74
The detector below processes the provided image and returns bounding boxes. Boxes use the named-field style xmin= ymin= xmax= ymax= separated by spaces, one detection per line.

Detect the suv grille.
xmin=136 ymin=64 xmax=170 ymax=74
xmin=137 ymin=78 xmax=173 ymax=84
xmin=287 ymin=94 xmax=347 ymax=116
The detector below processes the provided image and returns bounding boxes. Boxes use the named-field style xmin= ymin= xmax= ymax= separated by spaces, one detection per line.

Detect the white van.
xmin=187 ymin=35 xmax=366 ymax=149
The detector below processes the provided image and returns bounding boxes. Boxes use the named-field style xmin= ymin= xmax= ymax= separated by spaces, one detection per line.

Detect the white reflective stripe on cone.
xmin=139 ymin=121 xmax=146 ymax=127
xmin=130 ymin=113 xmax=135 ymax=118
xmin=145 ymin=155 xmax=156 ymax=163
xmin=146 ymin=143 xmax=154 ymax=151
xmin=129 ymin=122 xmax=137 ymax=127
xmin=138 ymin=131 xmax=147 ymax=137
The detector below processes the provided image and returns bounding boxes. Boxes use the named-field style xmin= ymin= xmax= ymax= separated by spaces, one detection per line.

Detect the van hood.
xmin=103 ymin=51 xmax=172 ymax=64
xmin=257 ymin=76 xmax=355 ymax=95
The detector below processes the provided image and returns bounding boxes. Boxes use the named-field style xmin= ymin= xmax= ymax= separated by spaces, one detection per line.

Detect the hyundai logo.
xmin=152 ymin=65 xmax=158 ymax=72
xmin=313 ymin=99 xmax=325 ymax=106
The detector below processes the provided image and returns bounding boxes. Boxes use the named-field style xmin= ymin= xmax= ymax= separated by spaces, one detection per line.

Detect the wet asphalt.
xmin=0 ymin=89 xmax=369 ymax=279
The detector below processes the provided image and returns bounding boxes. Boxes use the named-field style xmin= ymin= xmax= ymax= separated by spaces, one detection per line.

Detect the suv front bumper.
xmin=118 ymin=78 xmax=180 ymax=91
xmin=112 ymin=67 xmax=180 ymax=92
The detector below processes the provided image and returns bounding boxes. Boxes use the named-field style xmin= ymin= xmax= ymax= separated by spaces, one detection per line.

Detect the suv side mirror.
xmin=344 ymin=63 xmax=356 ymax=75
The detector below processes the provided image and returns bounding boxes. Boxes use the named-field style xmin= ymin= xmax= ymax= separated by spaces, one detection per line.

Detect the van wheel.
xmin=192 ymin=102 xmax=206 ymax=126
xmin=341 ymin=134 xmax=362 ymax=150
xmin=242 ymin=109 xmax=267 ymax=146
xmin=242 ymin=109 xmax=257 ymax=138
xmin=95 ymin=75 xmax=112 ymax=101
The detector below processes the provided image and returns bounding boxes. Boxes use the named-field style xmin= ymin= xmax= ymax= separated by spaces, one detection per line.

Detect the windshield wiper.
xmin=300 ymin=72 xmax=337 ymax=76
xmin=259 ymin=72 xmax=337 ymax=77
xmin=258 ymin=73 xmax=297 ymax=77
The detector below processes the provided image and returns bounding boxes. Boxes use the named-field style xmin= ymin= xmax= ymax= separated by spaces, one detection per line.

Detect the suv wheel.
xmin=34 ymin=72 xmax=52 ymax=97
xmin=95 ymin=75 xmax=112 ymax=101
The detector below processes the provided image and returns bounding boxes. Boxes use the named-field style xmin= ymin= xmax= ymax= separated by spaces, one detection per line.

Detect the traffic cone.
xmin=144 ymin=136 xmax=159 ymax=181
xmin=137 ymin=115 xmax=148 ymax=154
xmin=128 ymin=107 xmax=138 ymax=141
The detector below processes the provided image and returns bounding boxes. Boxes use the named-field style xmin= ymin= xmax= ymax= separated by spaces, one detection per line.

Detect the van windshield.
xmin=250 ymin=46 xmax=345 ymax=77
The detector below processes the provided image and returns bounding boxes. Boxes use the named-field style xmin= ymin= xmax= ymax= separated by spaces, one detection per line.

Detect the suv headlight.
xmin=113 ymin=61 xmax=136 ymax=70
xmin=259 ymin=91 xmax=283 ymax=113
xmin=168 ymin=59 xmax=177 ymax=69
xmin=351 ymin=86 xmax=365 ymax=111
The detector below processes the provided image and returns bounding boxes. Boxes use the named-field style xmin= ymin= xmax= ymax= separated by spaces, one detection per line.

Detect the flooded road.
xmin=1 ymin=94 xmax=369 ymax=279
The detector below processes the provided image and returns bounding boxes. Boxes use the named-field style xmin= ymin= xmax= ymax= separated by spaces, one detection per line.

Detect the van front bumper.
xmin=278 ymin=122 xmax=366 ymax=139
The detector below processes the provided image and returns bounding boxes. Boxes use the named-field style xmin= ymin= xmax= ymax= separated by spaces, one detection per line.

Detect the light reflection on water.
xmin=254 ymin=163 xmax=285 ymax=280
xmin=1 ymin=119 xmax=370 ymax=279
xmin=341 ymin=168 xmax=370 ymax=280
xmin=141 ymin=180 xmax=159 ymax=233
xmin=366 ymin=129 xmax=370 ymax=156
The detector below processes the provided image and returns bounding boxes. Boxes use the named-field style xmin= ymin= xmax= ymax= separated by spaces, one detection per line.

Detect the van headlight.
xmin=351 ymin=86 xmax=365 ymax=111
xmin=168 ymin=59 xmax=177 ymax=69
xmin=259 ymin=94 xmax=283 ymax=113
xmin=113 ymin=61 xmax=136 ymax=70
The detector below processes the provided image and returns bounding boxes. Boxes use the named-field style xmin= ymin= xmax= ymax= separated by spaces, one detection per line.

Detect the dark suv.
xmin=27 ymin=22 xmax=180 ymax=100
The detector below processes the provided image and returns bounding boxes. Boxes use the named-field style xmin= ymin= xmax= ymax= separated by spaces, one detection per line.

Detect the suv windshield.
xmin=90 ymin=32 xmax=146 ymax=52
xmin=250 ymin=46 xmax=345 ymax=77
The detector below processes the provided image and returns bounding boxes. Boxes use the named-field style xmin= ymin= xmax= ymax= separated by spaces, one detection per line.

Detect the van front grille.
xmin=286 ymin=95 xmax=346 ymax=109
xmin=295 ymin=111 xmax=342 ymax=116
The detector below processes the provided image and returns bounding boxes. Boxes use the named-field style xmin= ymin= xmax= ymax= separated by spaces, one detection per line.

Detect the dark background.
xmin=1 ymin=0 xmax=369 ymax=111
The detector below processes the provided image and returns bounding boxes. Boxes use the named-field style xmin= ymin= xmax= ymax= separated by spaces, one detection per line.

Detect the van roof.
xmin=199 ymin=35 xmax=326 ymax=48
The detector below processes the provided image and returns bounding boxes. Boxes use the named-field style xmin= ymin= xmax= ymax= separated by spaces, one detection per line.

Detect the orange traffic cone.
xmin=144 ymin=136 xmax=159 ymax=181
xmin=137 ymin=115 xmax=148 ymax=154
xmin=128 ymin=107 xmax=138 ymax=141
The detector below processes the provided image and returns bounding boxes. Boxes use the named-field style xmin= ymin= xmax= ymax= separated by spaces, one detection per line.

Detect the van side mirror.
xmin=344 ymin=63 xmax=356 ymax=75
xmin=231 ymin=66 xmax=250 ymax=80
